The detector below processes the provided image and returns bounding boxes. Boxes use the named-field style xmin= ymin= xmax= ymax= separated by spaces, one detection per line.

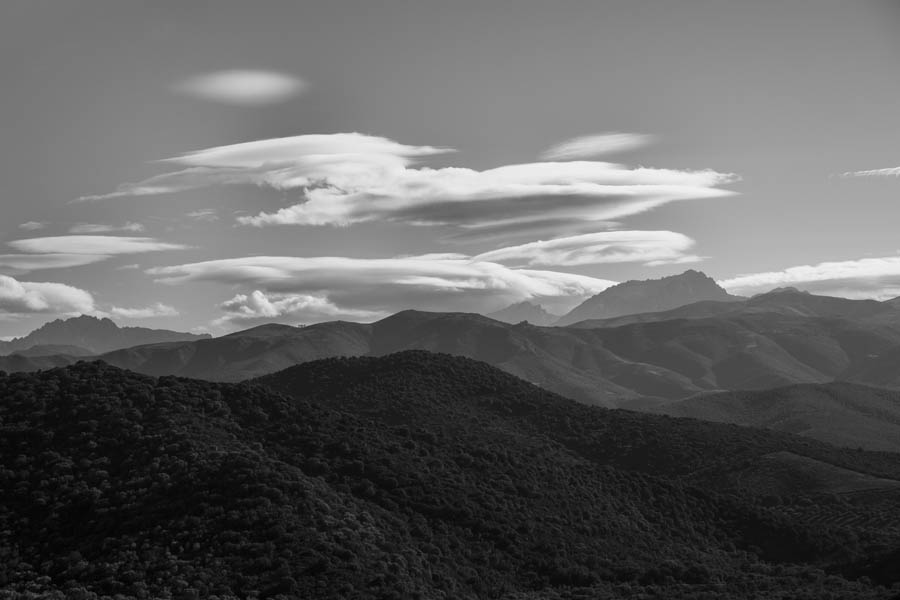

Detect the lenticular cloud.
xmin=81 ymin=132 xmax=738 ymax=240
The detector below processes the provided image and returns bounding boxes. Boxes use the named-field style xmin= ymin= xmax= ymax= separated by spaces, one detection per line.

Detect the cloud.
xmin=69 ymin=222 xmax=145 ymax=234
xmin=110 ymin=302 xmax=179 ymax=319
xmin=217 ymin=290 xmax=380 ymax=328
xmin=473 ymin=230 xmax=701 ymax=267
xmin=7 ymin=235 xmax=187 ymax=256
xmin=839 ymin=167 xmax=900 ymax=178
xmin=186 ymin=209 xmax=219 ymax=222
xmin=0 ymin=236 xmax=188 ymax=274
xmin=0 ymin=274 xmax=95 ymax=315
xmin=171 ymin=69 xmax=308 ymax=106
xmin=148 ymin=254 xmax=616 ymax=326
xmin=78 ymin=133 xmax=450 ymax=201
xmin=18 ymin=221 xmax=46 ymax=231
xmin=720 ymin=256 xmax=900 ymax=300
xmin=237 ymin=162 xmax=736 ymax=236
xmin=0 ymin=253 xmax=110 ymax=272
xmin=540 ymin=133 xmax=656 ymax=160
xmin=79 ymin=132 xmax=737 ymax=239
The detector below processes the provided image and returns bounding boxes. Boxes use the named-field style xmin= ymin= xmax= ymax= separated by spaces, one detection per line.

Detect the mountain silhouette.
xmin=0 ymin=314 xmax=209 ymax=356
xmin=555 ymin=269 xmax=740 ymax=326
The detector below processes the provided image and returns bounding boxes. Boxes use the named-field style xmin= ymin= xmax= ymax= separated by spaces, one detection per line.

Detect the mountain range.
xmin=2 ymin=352 xmax=899 ymax=598
xmin=6 ymin=294 xmax=900 ymax=408
xmin=4 ymin=271 xmax=900 ymax=453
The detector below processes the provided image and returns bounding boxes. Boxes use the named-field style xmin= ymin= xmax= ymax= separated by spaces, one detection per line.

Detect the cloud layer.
xmin=7 ymin=235 xmax=186 ymax=255
xmin=474 ymin=230 xmax=700 ymax=267
xmin=148 ymin=254 xmax=616 ymax=328
xmin=720 ymin=256 xmax=900 ymax=300
xmin=0 ymin=236 xmax=189 ymax=275
xmin=82 ymin=132 xmax=737 ymax=240
xmin=171 ymin=70 xmax=308 ymax=106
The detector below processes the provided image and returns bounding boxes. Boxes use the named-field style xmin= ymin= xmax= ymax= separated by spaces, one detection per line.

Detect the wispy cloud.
xmin=69 ymin=222 xmax=145 ymax=234
xmin=720 ymin=255 xmax=900 ymax=300
xmin=186 ymin=209 xmax=219 ymax=222
xmin=0 ymin=274 xmax=95 ymax=315
xmin=148 ymin=254 xmax=616 ymax=327
xmin=1 ymin=236 xmax=189 ymax=274
xmin=540 ymin=133 xmax=656 ymax=160
xmin=110 ymin=302 xmax=179 ymax=319
xmin=82 ymin=133 xmax=737 ymax=240
xmin=0 ymin=253 xmax=109 ymax=272
xmin=18 ymin=221 xmax=46 ymax=231
xmin=77 ymin=133 xmax=450 ymax=201
xmin=473 ymin=230 xmax=701 ymax=267
xmin=171 ymin=69 xmax=308 ymax=106
xmin=839 ymin=167 xmax=900 ymax=178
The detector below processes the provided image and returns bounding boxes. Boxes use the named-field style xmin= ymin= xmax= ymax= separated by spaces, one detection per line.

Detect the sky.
xmin=2 ymin=0 xmax=900 ymax=336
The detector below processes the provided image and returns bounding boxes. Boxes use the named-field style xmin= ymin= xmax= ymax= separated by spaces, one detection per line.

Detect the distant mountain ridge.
xmin=569 ymin=286 xmax=900 ymax=329
xmin=555 ymin=269 xmax=741 ymax=326
xmin=0 ymin=314 xmax=210 ymax=355
xmin=487 ymin=300 xmax=556 ymax=325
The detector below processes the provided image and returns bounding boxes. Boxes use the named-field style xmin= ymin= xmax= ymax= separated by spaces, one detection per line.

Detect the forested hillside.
xmin=1 ymin=354 xmax=899 ymax=599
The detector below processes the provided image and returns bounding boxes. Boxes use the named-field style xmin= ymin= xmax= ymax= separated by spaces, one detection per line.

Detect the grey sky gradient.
xmin=1 ymin=0 xmax=899 ymax=335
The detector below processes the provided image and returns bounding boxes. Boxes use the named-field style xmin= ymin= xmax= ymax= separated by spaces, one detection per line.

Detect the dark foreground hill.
xmin=635 ymin=382 xmax=900 ymax=453
xmin=2 ymin=353 xmax=899 ymax=599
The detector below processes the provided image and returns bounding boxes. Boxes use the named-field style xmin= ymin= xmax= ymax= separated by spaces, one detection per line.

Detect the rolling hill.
xmin=2 ymin=353 xmax=899 ymax=598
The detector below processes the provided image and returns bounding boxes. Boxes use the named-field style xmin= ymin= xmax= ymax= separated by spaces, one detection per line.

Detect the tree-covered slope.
xmin=2 ymin=356 xmax=899 ymax=598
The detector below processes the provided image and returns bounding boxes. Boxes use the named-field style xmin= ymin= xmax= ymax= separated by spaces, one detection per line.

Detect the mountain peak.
xmin=556 ymin=270 xmax=737 ymax=326
xmin=0 ymin=314 xmax=210 ymax=355
xmin=755 ymin=286 xmax=809 ymax=297
xmin=487 ymin=301 xmax=556 ymax=326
